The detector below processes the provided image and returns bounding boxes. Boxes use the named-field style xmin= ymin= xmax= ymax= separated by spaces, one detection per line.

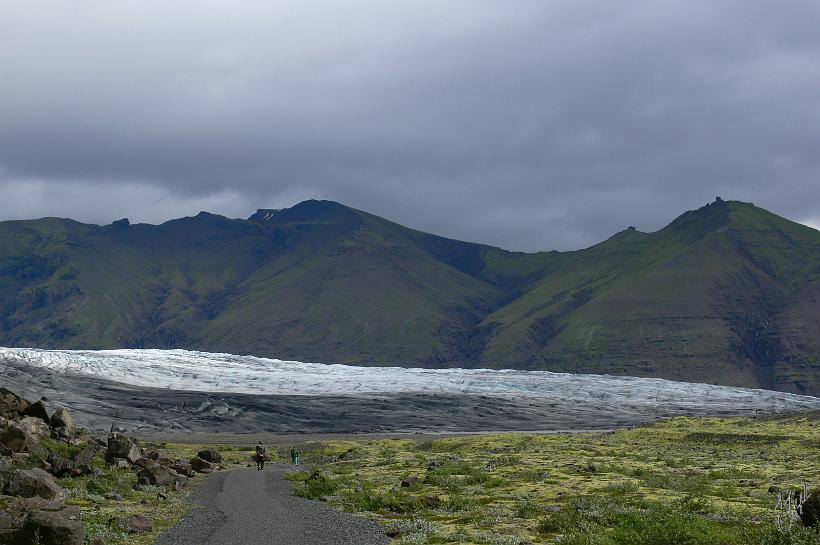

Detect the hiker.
xmin=290 ymin=447 xmax=298 ymax=466
xmin=255 ymin=441 xmax=266 ymax=471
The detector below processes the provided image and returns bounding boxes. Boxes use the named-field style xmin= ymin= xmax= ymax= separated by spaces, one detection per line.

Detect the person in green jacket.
xmin=290 ymin=447 xmax=298 ymax=465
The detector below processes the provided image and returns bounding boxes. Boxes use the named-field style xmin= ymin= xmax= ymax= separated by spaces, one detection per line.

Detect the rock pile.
xmin=0 ymin=386 xmax=224 ymax=544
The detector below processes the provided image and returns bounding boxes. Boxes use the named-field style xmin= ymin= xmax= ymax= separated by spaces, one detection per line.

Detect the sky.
xmin=1 ymin=1 xmax=819 ymax=251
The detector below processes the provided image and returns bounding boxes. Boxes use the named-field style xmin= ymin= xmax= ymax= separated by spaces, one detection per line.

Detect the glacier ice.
xmin=1 ymin=347 xmax=818 ymax=414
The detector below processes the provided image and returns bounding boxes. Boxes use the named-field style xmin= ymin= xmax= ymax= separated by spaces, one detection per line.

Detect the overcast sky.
xmin=1 ymin=1 xmax=819 ymax=251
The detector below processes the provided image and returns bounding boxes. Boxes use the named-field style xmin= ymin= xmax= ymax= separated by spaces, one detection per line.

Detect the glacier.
xmin=1 ymin=347 xmax=818 ymax=433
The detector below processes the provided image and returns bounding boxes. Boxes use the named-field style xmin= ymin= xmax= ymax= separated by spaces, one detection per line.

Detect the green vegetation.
xmin=286 ymin=413 xmax=820 ymax=544
xmin=1 ymin=198 xmax=819 ymax=394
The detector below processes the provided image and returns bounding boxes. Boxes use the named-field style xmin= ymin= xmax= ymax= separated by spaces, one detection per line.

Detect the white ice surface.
xmin=1 ymin=347 xmax=818 ymax=413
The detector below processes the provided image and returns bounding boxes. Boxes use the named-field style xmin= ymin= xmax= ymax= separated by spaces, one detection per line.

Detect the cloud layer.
xmin=1 ymin=1 xmax=819 ymax=250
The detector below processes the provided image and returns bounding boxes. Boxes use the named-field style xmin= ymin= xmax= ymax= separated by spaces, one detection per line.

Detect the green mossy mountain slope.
xmin=1 ymin=199 xmax=818 ymax=395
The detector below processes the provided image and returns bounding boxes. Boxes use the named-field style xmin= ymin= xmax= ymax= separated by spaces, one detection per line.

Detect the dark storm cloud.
xmin=1 ymin=0 xmax=819 ymax=250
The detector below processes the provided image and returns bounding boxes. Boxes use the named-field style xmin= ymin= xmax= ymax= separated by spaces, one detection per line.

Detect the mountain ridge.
xmin=1 ymin=198 xmax=818 ymax=395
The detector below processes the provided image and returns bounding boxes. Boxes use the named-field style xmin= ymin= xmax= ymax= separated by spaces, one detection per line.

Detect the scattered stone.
xmin=103 ymin=492 xmax=123 ymax=501
xmin=46 ymin=453 xmax=76 ymax=478
xmin=423 ymin=494 xmax=442 ymax=508
xmin=197 ymin=449 xmax=223 ymax=463
xmin=50 ymin=408 xmax=75 ymax=439
xmin=320 ymin=495 xmax=343 ymax=502
xmin=0 ymin=423 xmax=33 ymax=453
xmin=0 ymin=388 xmax=28 ymax=420
xmin=157 ymin=491 xmax=167 ymax=501
xmin=545 ymin=505 xmax=562 ymax=513
xmin=137 ymin=466 xmax=176 ymax=486
xmin=106 ymin=434 xmax=142 ymax=464
xmin=18 ymin=416 xmax=51 ymax=440
xmin=23 ymin=401 xmax=51 ymax=426
xmin=190 ymin=456 xmax=213 ymax=473
xmin=173 ymin=461 xmax=194 ymax=477
xmin=4 ymin=468 xmax=66 ymax=503
xmin=71 ymin=444 xmax=96 ymax=471
xmin=119 ymin=514 xmax=152 ymax=533
xmin=799 ymin=490 xmax=819 ymax=528
xmin=400 ymin=477 xmax=419 ymax=488
xmin=19 ymin=506 xmax=84 ymax=545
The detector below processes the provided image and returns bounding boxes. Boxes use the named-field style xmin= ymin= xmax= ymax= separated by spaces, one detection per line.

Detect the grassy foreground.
xmin=286 ymin=413 xmax=820 ymax=545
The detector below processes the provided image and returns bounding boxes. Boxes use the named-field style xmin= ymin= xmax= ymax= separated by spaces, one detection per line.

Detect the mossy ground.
xmin=285 ymin=413 xmax=820 ymax=544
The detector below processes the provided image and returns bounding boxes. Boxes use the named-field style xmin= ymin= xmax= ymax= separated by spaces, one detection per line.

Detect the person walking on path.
xmin=255 ymin=441 xmax=267 ymax=471
xmin=290 ymin=447 xmax=301 ymax=466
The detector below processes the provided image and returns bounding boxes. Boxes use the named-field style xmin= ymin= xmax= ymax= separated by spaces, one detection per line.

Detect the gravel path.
xmin=154 ymin=464 xmax=388 ymax=545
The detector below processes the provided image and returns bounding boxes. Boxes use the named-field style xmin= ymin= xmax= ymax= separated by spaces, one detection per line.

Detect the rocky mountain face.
xmin=0 ymin=198 xmax=818 ymax=395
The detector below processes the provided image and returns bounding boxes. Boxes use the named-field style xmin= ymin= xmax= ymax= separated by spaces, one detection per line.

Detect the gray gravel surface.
xmin=154 ymin=464 xmax=389 ymax=545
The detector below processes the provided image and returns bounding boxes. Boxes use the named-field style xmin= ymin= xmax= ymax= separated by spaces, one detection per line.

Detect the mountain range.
xmin=1 ymin=198 xmax=818 ymax=395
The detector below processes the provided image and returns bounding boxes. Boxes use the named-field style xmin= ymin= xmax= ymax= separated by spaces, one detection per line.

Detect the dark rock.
xmin=4 ymin=468 xmax=66 ymax=503
xmin=423 ymin=494 xmax=442 ymax=508
xmin=119 ymin=514 xmax=152 ymax=533
xmin=145 ymin=449 xmax=160 ymax=461
xmin=46 ymin=453 xmax=76 ymax=478
xmin=0 ymin=423 xmax=32 ymax=453
xmin=190 ymin=457 xmax=213 ymax=473
xmin=106 ymin=434 xmax=141 ymax=464
xmin=132 ymin=457 xmax=158 ymax=470
xmin=50 ymin=408 xmax=75 ymax=438
xmin=799 ymin=490 xmax=820 ymax=528
xmin=103 ymin=492 xmax=123 ymax=501
xmin=156 ymin=457 xmax=175 ymax=468
xmin=0 ymin=388 xmax=28 ymax=420
xmin=20 ymin=506 xmax=84 ymax=545
xmin=172 ymin=477 xmax=187 ymax=491
xmin=72 ymin=444 xmax=96 ymax=471
xmin=197 ymin=449 xmax=223 ymax=463
xmin=173 ymin=461 xmax=194 ymax=477
xmin=400 ymin=477 xmax=419 ymax=488
xmin=137 ymin=466 xmax=176 ymax=486
xmin=23 ymin=401 xmax=51 ymax=426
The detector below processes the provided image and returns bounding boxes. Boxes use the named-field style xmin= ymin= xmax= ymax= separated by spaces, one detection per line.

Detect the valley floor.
xmin=280 ymin=412 xmax=820 ymax=544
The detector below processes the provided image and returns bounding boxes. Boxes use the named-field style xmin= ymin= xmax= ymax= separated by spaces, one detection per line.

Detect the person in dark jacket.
xmin=255 ymin=442 xmax=266 ymax=471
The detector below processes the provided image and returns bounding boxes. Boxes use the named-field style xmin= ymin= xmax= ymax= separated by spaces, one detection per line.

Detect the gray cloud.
xmin=1 ymin=0 xmax=819 ymax=250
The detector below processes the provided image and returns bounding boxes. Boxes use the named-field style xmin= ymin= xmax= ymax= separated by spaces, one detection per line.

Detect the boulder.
xmin=46 ymin=453 xmax=76 ymax=478
xmin=119 ymin=514 xmax=152 ymax=533
xmin=190 ymin=457 xmax=213 ymax=473
xmin=18 ymin=417 xmax=51 ymax=440
xmin=197 ymin=449 xmax=223 ymax=463
xmin=173 ymin=461 xmax=194 ymax=477
xmin=71 ymin=444 xmax=97 ymax=470
xmin=106 ymin=434 xmax=141 ymax=464
xmin=156 ymin=457 xmax=175 ymax=468
xmin=136 ymin=466 xmax=176 ymax=486
xmin=400 ymin=477 xmax=419 ymax=488
xmin=23 ymin=401 xmax=51 ymax=426
xmin=50 ymin=409 xmax=75 ymax=438
xmin=0 ymin=388 xmax=28 ymax=420
xmin=20 ymin=506 xmax=84 ymax=545
xmin=0 ymin=423 xmax=33 ymax=453
xmin=4 ymin=468 xmax=66 ymax=503
xmin=103 ymin=492 xmax=123 ymax=501
xmin=799 ymin=490 xmax=820 ymax=528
